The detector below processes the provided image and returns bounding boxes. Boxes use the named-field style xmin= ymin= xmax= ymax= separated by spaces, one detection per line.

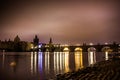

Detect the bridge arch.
xmin=102 ymin=46 xmax=112 ymax=60
xmin=63 ymin=47 xmax=70 ymax=52
xmin=88 ymin=47 xmax=96 ymax=52
xmin=74 ymin=47 xmax=82 ymax=52
xmin=102 ymin=46 xmax=112 ymax=52
xmin=87 ymin=47 xmax=96 ymax=66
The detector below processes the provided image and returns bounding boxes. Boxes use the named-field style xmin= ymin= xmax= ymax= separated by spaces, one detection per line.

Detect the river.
xmin=0 ymin=51 xmax=106 ymax=80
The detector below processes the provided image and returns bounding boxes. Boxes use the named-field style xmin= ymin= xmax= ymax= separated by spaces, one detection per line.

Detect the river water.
xmin=0 ymin=52 xmax=106 ymax=80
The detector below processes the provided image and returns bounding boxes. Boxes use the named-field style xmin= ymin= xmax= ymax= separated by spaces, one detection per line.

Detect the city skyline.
xmin=0 ymin=1 xmax=119 ymax=44
xmin=0 ymin=35 xmax=119 ymax=45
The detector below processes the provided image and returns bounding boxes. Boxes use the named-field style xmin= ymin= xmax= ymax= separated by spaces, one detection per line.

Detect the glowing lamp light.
xmin=75 ymin=44 xmax=81 ymax=46
xmin=31 ymin=47 xmax=34 ymax=49
xmin=10 ymin=61 xmax=16 ymax=67
xmin=64 ymin=44 xmax=69 ymax=47
xmin=35 ymin=46 xmax=37 ymax=49
xmin=105 ymin=43 xmax=108 ymax=45
xmin=38 ymin=44 xmax=42 ymax=48
xmin=89 ymin=43 xmax=93 ymax=46
xmin=31 ymin=43 xmax=34 ymax=49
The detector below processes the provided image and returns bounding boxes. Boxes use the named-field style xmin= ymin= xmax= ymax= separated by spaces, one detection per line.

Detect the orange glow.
xmin=63 ymin=47 xmax=69 ymax=52
xmin=64 ymin=52 xmax=70 ymax=72
xmin=75 ymin=51 xmax=83 ymax=70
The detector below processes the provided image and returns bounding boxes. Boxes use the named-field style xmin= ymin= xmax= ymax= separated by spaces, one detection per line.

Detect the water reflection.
xmin=54 ymin=52 xmax=69 ymax=74
xmin=45 ymin=52 xmax=50 ymax=75
xmin=31 ymin=52 xmax=33 ymax=74
xmin=54 ymin=52 xmax=59 ymax=74
xmin=38 ymin=52 xmax=43 ymax=80
xmin=10 ymin=54 xmax=20 ymax=73
xmin=60 ymin=52 xmax=64 ymax=73
xmin=31 ymin=52 xmax=38 ymax=75
xmin=75 ymin=51 xmax=83 ymax=70
xmin=0 ymin=52 xmax=105 ymax=80
xmin=64 ymin=52 xmax=70 ymax=72
xmin=54 ymin=52 xmax=60 ymax=74
xmin=88 ymin=51 xmax=96 ymax=66
xmin=38 ymin=52 xmax=43 ymax=72
xmin=2 ymin=52 xmax=5 ymax=68
xmin=105 ymin=51 xmax=108 ymax=60
xmin=102 ymin=46 xmax=111 ymax=60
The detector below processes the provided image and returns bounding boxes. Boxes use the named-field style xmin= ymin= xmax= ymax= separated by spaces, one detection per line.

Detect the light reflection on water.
xmin=75 ymin=51 xmax=83 ymax=71
xmin=45 ymin=52 xmax=50 ymax=75
xmin=64 ymin=52 xmax=70 ymax=73
xmin=105 ymin=51 xmax=108 ymax=60
xmin=0 ymin=52 xmax=105 ymax=80
xmin=88 ymin=51 xmax=96 ymax=66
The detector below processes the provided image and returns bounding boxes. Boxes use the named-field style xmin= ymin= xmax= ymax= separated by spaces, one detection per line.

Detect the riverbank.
xmin=56 ymin=56 xmax=120 ymax=80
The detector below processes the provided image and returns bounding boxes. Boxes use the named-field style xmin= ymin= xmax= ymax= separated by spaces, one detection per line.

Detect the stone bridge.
xmin=37 ymin=43 xmax=119 ymax=52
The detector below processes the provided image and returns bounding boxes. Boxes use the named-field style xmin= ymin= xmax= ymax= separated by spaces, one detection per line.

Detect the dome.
xmin=14 ymin=35 xmax=20 ymax=43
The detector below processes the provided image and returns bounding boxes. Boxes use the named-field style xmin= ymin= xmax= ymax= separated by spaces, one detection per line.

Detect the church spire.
xmin=33 ymin=35 xmax=39 ymax=46
xmin=49 ymin=37 xmax=52 ymax=44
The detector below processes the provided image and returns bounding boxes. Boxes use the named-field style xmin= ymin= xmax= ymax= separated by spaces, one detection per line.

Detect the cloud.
xmin=0 ymin=1 xmax=119 ymax=43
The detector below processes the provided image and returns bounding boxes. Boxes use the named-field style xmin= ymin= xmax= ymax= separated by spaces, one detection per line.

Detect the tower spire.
xmin=49 ymin=37 xmax=52 ymax=44
xmin=33 ymin=35 xmax=39 ymax=46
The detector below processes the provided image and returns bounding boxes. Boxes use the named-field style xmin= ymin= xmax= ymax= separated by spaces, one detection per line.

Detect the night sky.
xmin=0 ymin=1 xmax=119 ymax=44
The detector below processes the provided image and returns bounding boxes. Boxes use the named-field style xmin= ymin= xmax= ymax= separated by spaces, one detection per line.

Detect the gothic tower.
xmin=49 ymin=37 xmax=52 ymax=44
xmin=33 ymin=35 xmax=39 ymax=46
